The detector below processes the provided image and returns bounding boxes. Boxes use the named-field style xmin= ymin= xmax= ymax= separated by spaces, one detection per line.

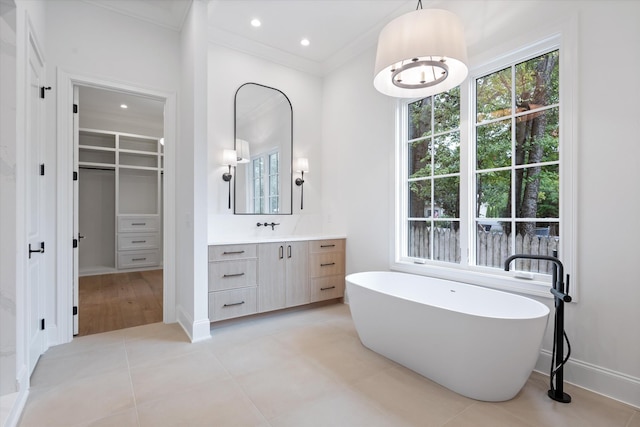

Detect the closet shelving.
xmin=78 ymin=128 xmax=163 ymax=276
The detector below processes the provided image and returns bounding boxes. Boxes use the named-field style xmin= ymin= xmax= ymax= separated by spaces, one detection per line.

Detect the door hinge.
xmin=40 ymin=319 xmax=45 ymax=330
xmin=40 ymin=86 xmax=51 ymax=99
xmin=73 ymin=238 xmax=78 ymax=248
xmin=73 ymin=306 xmax=78 ymax=316
xmin=40 ymin=163 xmax=45 ymax=176
xmin=73 ymin=104 xmax=78 ymax=114
xmin=73 ymin=171 xmax=78 ymax=181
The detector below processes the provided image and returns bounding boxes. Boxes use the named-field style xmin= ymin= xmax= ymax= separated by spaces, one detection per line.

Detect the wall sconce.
xmin=294 ymin=157 xmax=309 ymax=210
xmin=222 ymin=149 xmax=237 ymax=209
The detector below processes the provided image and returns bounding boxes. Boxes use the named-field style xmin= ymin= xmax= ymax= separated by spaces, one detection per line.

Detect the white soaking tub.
xmin=346 ymin=271 xmax=550 ymax=401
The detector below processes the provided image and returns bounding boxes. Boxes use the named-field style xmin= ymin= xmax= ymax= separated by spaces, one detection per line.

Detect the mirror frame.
xmin=233 ymin=82 xmax=293 ymax=215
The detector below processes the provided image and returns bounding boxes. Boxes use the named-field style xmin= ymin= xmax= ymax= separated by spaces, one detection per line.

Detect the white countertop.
xmin=209 ymin=235 xmax=346 ymax=246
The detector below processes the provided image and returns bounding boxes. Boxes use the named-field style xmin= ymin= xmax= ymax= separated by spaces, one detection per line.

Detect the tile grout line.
xmin=123 ymin=338 xmax=142 ymax=427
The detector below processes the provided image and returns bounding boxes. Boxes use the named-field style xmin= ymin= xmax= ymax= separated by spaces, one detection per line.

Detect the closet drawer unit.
xmin=309 ymin=239 xmax=345 ymax=254
xmin=117 ymin=249 xmax=160 ymax=269
xmin=209 ymin=259 xmax=257 ymax=291
xmin=117 ymin=233 xmax=159 ymax=251
xmin=117 ymin=215 xmax=159 ymax=233
xmin=310 ymin=276 xmax=345 ymax=302
xmin=309 ymin=252 xmax=345 ymax=278
xmin=209 ymin=287 xmax=258 ymax=321
xmin=209 ymin=244 xmax=257 ymax=261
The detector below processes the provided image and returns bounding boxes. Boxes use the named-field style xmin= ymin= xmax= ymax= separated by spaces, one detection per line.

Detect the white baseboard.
xmin=0 ymin=389 xmax=28 ymax=427
xmin=176 ymin=305 xmax=211 ymax=343
xmin=535 ymin=349 xmax=640 ymax=409
xmin=1 ymin=365 xmax=29 ymax=427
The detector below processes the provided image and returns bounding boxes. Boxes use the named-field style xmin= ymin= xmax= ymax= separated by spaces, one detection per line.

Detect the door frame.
xmin=55 ymin=70 xmax=177 ymax=344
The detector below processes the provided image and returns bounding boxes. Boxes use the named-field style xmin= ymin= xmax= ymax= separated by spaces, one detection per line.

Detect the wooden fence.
xmin=408 ymin=224 xmax=559 ymax=273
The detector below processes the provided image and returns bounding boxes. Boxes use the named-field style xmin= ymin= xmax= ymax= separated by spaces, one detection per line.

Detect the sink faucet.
xmin=257 ymin=222 xmax=280 ymax=231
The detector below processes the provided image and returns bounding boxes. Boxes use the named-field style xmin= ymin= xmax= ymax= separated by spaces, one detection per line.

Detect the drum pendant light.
xmin=374 ymin=3 xmax=468 ymax=98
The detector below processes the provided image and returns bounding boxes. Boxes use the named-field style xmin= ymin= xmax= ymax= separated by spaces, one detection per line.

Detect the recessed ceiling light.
xmin=300 ymin=38 xmax=310 ymax=47
xmin=251 ymin=18 xmax=261 ymax=27
xmin=120 ymin=104 xmax=128 ymax=109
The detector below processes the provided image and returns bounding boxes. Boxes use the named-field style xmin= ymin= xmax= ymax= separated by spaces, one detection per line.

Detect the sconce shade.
xmin=236 ymin=139 xmax=251 ymax=163
xmin=295 ymin=157 xmax=309 ymax=173
xmin=373 ymin=8 xmax=468 ymax=98
xmin=223 ymin=149 xmax=238 ymax=167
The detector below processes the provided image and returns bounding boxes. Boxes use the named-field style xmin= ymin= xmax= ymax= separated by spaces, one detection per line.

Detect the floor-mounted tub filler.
xmin=346 ymin=271 xmax=550 ymax=402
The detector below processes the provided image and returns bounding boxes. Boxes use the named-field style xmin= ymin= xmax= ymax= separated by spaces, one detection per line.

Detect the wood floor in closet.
xmin=78 ymin=269 xmax=163 ymax=336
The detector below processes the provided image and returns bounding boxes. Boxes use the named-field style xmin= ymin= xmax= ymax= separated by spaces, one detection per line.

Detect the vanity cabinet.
xmin=208 ymin=238 xmax=345 ymax=322
xmin=309 ymin=239 xmax=346 ymax=302
xmin=258 ymin=241 xmax=309 ymax=312
xmin=208 ymin=244 xmax=258 ymax=321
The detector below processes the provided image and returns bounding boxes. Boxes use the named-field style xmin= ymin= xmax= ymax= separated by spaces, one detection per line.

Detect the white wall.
xmin=323 ymin=0 xmax=640 ymax=407
xmin=0 ymin=0 xmax=17 ymax=398
xmin=175 ymin=0 xmax=209 ymax=341
xmin=207 ymin=44 xmax=324 ymax=242
xmin=321 ymin=47 xmax=395 ymax=274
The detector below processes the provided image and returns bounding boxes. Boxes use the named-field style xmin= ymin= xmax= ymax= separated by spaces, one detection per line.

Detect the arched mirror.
xmin=234 ymin=83 xmax=292 ymax=214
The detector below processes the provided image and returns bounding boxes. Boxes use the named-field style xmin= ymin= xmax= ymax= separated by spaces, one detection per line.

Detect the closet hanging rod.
xmin=79 ymin=166 xmax=115 ymax=171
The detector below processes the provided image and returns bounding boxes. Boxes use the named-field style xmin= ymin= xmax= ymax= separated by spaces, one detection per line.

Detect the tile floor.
xmin=19 ymin=303 xmax=639 ymax=427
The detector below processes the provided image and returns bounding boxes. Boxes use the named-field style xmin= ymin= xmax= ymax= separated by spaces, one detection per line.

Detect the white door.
xmin=26 ymin=34 xmax=46 ymax=375
xmin=72 ymin=86 xmax=79 ymax=335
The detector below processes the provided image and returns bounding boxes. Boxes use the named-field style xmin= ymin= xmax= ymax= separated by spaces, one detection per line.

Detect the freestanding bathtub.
xmin=346 ymin=271 xmax=550 ymax=401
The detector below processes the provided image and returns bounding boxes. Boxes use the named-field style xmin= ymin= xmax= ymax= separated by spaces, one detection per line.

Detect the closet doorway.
xmin=74 ymin=85 xmax=165 ymax=336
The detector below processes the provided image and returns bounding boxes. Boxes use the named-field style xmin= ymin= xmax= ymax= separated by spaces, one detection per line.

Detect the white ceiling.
xmin=83 ymin=0 xmax=423 ymax=75
xmin=208 ymin=0 xmax=414 ymax=75
xmin=77 ymin=0 xmax=548 ymax=118
xmin=82 ymin=0 xmax=193 ymax=32
xmin=80 ymin=0 xmax=542 ymax=77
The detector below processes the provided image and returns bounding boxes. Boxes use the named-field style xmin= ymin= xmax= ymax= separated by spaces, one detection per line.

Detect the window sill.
xmin=391 ymin=260 xmax=558 ymax=300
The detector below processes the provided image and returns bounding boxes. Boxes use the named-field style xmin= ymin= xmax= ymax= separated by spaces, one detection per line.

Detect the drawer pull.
xmin=223 ymin=301 xmax=245 ymax=307
xmin=321 ymin=262 xmax=336 ymax=267
xmin=320 ymin=244 xmax=336 ymax=248
xmin=223 ymin=250 xmax=245 ymax=255
xmin=132 ymin=240 xmax=147 ymax=243
xmin=132 ymin=257 xmax=147 ymax=261
xmin=131 ymin=222 xmax=146 ymax=226
xmin=321 ymin=286 xmax=336 ymax=291
xmin=223 ymin=273 xmax=245 ymax=278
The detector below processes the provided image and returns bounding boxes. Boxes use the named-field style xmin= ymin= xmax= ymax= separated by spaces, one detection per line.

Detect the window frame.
xmin=393 ymin=28 xmax=577 ymax=300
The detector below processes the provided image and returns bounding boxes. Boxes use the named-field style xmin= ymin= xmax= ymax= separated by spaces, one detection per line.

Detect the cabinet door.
xmin=285 ymin=241 xmax=309 ymax=307
xmin=258 ymin=242 xmax=286 ymax=312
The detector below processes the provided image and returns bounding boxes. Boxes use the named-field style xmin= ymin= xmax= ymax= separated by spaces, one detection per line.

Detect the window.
xmin=406 ymin=89 xmax=461 ymax=263
xmin=251 ymin=150 xmax=280 ymax=214
xmin=397 ymin=34 xmax=575 ymax=295
xmin=475 ymin=51 xmax=560 ymax=273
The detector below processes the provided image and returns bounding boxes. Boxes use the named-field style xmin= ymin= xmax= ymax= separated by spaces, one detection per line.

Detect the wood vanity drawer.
xmin=117 ymin=249 xmax=160 ymax=269
xmin=310 ymin=276 xmax=345 ymax=302
xmin=309 ymin=252 xmax=345 ymax=278
xmin=309 ymin=239 xmax=345 ymax=253
xmin=117 ymin=215 xmax=159 ymax=233
xmin=209 ymin=259 xmax=257 ymax=291
xmin=209 ymin=287 xmax=258 ymax=321
xmin=117 ymin=233 xmax=159 ymax=250
xmin=208 ymin=244 xmax=257 ymax=261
